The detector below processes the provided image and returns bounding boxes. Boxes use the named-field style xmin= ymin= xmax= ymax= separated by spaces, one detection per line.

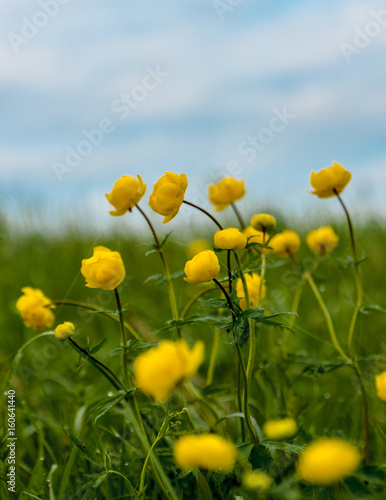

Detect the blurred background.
xmin=1 ymin=0 xmax=386 ymax=234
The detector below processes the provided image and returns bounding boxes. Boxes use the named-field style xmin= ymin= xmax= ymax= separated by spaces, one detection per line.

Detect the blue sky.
xmin=1 ymin=0 xmax=386 ymax=232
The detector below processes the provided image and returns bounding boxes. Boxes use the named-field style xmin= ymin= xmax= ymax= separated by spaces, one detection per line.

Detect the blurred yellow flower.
xmin=375 ymin=370 xmax=386 ymax=402
xmin=186 ymin=239 xmax=211 ymax=258
xmin=297 ymin=438 xmax=361 ymax=485
xmin=134 ymin=340 xmax=204 ymax=402
xmin=184 ymin=250 xmax=220 ymax=284
xmin=174 ymin=434 xmax=236 ymax=471
xmin=309 ymin=162 xmax=352 ymax=198
xmin=236 ymin=273 xmax=266 ymax=310
xmin=263 ymin=417 xmax=297 ymax=440
xmin=214 ymin=228 xmax=247 ymax=252
xmin=55 ymin=321 xmax=75 ymax=342
xmin=250 ymin=213 xmax=276 ymax=232
xmin=149 ymin=172 xmax=188 ymax=223
xmin=16 ymin=287 xmax=55 ymax=330
xmin=208 ymin=177 xmax=246 ymax=211
xmin=243 ymin=226 xmax=265 ymax=249
xmin=269 ymin=230 xmax=300 ymax=258
xmin=81 ymin=246 xmax=125 ymax=290
xmin=243 ymin=470 xmax=273 ymax=491
xmin=306 ymin=226 xmax=339 ymax=256
xmin=105 ymin=174 xmax=146 ymax=216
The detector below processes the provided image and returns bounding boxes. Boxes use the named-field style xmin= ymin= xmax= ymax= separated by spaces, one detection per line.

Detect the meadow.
xmin=1 ymin=169 xmax=386 ymax=499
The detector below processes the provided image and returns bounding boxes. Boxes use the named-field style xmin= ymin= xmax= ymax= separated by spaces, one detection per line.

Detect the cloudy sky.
xmin=1 ymin=0 xmax=385 ymax=231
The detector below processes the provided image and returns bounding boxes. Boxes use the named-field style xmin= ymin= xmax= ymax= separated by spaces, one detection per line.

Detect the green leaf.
xmin=89 ymin=391 xmax=134 ymax=423
xmin=360 ymin=304 xmax=386 ymax=315
xmin=288 ymin=355 xmax=350 ymax=376
xmin=69 ymin=435 xmax=102 ymax=466
xmin=200 ymin=297 xmax=229 ymax=309
xmin=89 ymin=338 xmax=106 ymax=355
xmin=335 ymin=255 xmax=367 ymax=270
xmin=261 ymin=440 xmax=303 ymax=456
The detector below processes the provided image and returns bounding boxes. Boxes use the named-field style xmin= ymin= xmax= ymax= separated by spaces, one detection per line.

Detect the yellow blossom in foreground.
xmin=214 ymin=227 xmax=247 ymax=252
xmin=236 ymin=273 xmax=266 ymax=310
xmin=81 ymin=246 xmax=125 ymax=290
xmin=105 ymin=174 xmax=146 ymax=216
xmin=297 ymin=438 xmax=361 ymax=485
xmin=55 ymin=322 xmax=75 ymax=342
xmin=269 ymin=230 xmax=300 ymax=258
xmin=134 ymin=340 xmax=204 ymax=402
xmin=375 ymin=371 xmax=386 ymax=402
xmin=251 ymin=213 xmax=276 ymax=232
xmin=208 ymin=177 xmax=246 ymax=211
xmin=16 ymin=287 xmax=55 ymax=330
xmin=187 ymin=238 xmax=211 ymax=258
xmin=174 ymin=434 xmax=236 ymax=471
xmin=149 ymin=172 xmax=188 ymax=223
xmin=306 ymin=226 xmax=339 ymax=256
xmin=184 ymin=250 xmax=220 ymax=284
xmin=243 ymin=226 xmax=265 ymax=250
xmin=309 ymin=162 xmax=352 ymax=198
xmin=263 ymin=417 xmax=297 ymax=440
xmin=243 ymin=471 xmax=273 ymax=491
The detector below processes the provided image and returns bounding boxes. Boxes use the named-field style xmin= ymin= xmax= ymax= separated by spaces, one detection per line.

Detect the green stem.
xmin=227 ymin=250 xmax=233 ymax=293
xmin=231 ymin=203 xmax=246 ymax=229
xmin=183 ymin=200 xmax=224 ymax=230
xmin=352 ymin=362 xmax=370 ymax=465
xmin=114 ymin=288 xmax=129 ymax=389
xmin=106 ymin=470 xmax=138 ymax=499
xmin=181 ymin=287 xmax=216 ymax=319
xmin=206 ymin=331 xmax=220 ymax=386
xmin=281 ymin=276 xmax=307 ymax=358
xmin=258 ymin=230 xmax=266 ymax=307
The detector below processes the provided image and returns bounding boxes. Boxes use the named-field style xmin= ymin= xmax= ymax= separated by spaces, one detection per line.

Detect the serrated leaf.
xmin=200 ymin=297 xmax=229 ymax=309
xmin=261 ymin=440 xmax=303 ymax=456
xmin=89 ymin=391 xmax=133 ymax=423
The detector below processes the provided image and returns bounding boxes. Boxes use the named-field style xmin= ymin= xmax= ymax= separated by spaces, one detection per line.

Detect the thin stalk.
xmin=114 ymin=288 xmax=129 ymax=389
xmin=280 ymin=275 xmax=307 ymax=358
xmin=258 ymin=230 xmax=266 ymax=307
xmin=231 ymin=203 xmax=246 ymax=229
xmin=106 ymin=470 xmax=138 ymax=499
xmin=237 ymin=363 xmax=245 ymax=441
xmin=183 ymin=200 xmax=224 ymax=230
xmin=227 ymin=250 xmax=233 ymax=293
xmin=181 ymin=287 xmax=216 ymax=319
xmin=206 ymin=331 xmax=220 ymax=385
xmin=353 ymin=362 xmax=370 ymax=465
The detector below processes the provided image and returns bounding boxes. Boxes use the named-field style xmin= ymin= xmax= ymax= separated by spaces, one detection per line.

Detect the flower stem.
xmin=183 ymin=200 xmax=224 ymax=230
xmin=227 ymin=250 xmax=233 ymax=293
xmin=206 ymin=331 xmax=220 ymax=386
xmin=258 ymin=230 xmax=266 ymax=308
xmin=353 ymin=362 xmax=370 ymax=465
xmin=114 ymin=288 xmax=129 ymax=389
xmin=231 ymin=203 xmax=246 ymax=229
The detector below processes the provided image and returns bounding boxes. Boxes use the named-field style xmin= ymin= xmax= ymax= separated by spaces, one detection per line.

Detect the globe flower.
xmin=186 ymin=239 xmax=211 ymax=258
xmin=236 ymin=272 xmax=266 ymax=310
xmin=208 ymin=177 xmax=246 ymax=211
xmin=263 ymin=417 xmax=297 ymax=440
xmin=55 ymin=321 xmax=75 ymax=342
xmin=375 ymin=370 xmax=386 ymax=402
xmin=214 ymin=228 xmax=247 ymax=252
xmin=243 ymin=226 xmax=265 ymax=249
xmin=174 ymin=434 xmax=237 ymax=471
xmin=306 ymin=226 xmax=339 ymax=256
xmin=251 ymin=213 xmax=276 ymax=233
xmin=269 ymin=230 xmax=300 ymax=258
xmin=81 ymin=246 xmax=125 ymax=290
xmin=297 ymin=438 xmax=361 ymax=485
xmin=134 ymin=340 xmax=204 ymax=402
xmin=16 ymin=287 xmax=55 ymax=330
xmin=105 ymin=174 xmax=146 ymax=216
xmin=309 ymin=162 xmax=352 ymax=199
xmin=184 ymin=250 xmax=220 ymax=284
xmin=148 ymin=172 xmax=188 ymax=223
xmin=243 ymin=471 xmax=273 ymax=491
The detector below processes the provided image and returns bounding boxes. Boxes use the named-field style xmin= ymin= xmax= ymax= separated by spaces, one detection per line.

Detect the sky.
xmin=1 ymin=0 xmax=386 ymax=232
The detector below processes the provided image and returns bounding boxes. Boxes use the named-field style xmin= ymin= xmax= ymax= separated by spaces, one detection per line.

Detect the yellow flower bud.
xmin=309 ymin=161 xmax=352 ymax=198
xmin=105 ymin=174 xmax=146 ymax=216
xmin=174 ymin=434 xmax=237 ymax=471
xmin=81 ymin=246 xmax=125 ymax=290
xmin=250 ymin=213 xmax=276 ymax=232
xmin=16 ymin=287 xmax=55 ymax=330
xmin=375 ymin=370 xmax=386 ymax=402
xmin=263 ymin=417 xmax=297 ymax=440
xmin=55 ymin=321 xmax=75 ymax=342
xmin=269 ymin=230 xmax=300 ymax=258
xmin=236 ymin=273 xmax=266 ymax=310
xmin=148 ymin=172 xmax=188 ymax=223
xmin=134 ymin=340 xmax=204 ymax=402
xmin=297 ymin=438 xmax=361 ymax=485
xmin=184 ymin=250 xmax=220 ymax=285
xmin=186 ymin=239 xmax=211 ymax=258
xmin=242 ymin=471 xmax=273 ymax=491
xmin=243 ymin=226 xmax=265 ymax=250
xmin=208 ymin=177 xmax=246 ymax=211
xmin=214 ymin=228 xmax=247 ymax=252
xmin=306 ymin=226 xmax=339 ymax=255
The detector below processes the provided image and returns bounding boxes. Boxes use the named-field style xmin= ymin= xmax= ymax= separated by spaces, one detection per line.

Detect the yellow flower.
xmin=174 ymin=434 xmax=237 ymax=471
xmin=81 ymin=246 xmax=125 ymax=290
xmin=134 ymin=340 xmax=204 ymax=402
xmin=148 ymin=172 xmax=188 ymax=223
xmin=243 ymin=471 xmax=273 ymax=491
xmin=263 ymin=417 xmax=297 ymax=440
xmin=55 ymin=322 xmax=75 ymax=342
xmin=16 ymin=287 xmax=55 ymax=330
xmin=306 ymin=226 xmax=339 ymax=256
xmin=243 ymin=226 xmax=265 ymax=250
xmin=269 ymin=230 xmax=300 ymax=258
xmin=297 ymin=438 xmax=361 ymax=485
xmin=309 ymin=162 xmax=352 ymax=198
xmin=250 ymin=213 xmax=276 ymax=232
xmin=186 ymin=239 xmax=211 ymax=258
xmin=214 ymin=228 xmax=247 ymax=252
xmin=184 ymin=250 xmax=220 ymax=285
xmin=375 ymin=371 xmax=386 ymax=402
xmin=208 ymin=177 xmax=246 ymax=211
xmin=236 ymin=273 xmax=266 ymax=310
xmin=105 ymin=174 xmax=146 ymax=216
